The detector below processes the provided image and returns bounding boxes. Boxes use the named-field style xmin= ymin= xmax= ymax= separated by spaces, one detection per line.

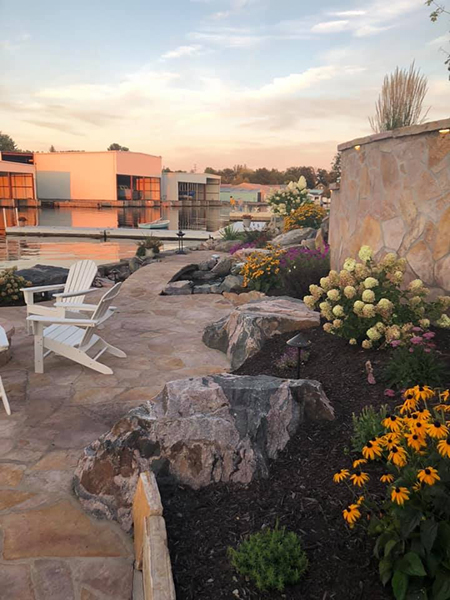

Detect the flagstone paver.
xmin=0 ymin=251 xmax=232 ymax=599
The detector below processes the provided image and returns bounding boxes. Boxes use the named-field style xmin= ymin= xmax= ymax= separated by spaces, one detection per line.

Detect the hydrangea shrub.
xmin=266 ymin=176 xmax=310 ymax=217
xmin=303 ymin=246 xmax=450 ymax=349
xmin=0 ymin=267 xmax=31 ymax=306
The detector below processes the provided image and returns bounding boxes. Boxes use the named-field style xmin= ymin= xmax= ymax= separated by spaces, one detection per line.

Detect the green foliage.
xmin=384 ymin=345 xmax=447 ymax=390
xmin=279 ymin=246 xmax=330 ymax=300
xmin=135 ymin=237 xmax=162 ymax=257
xmin=266 ymin=178 xmax=310 ymax=217
xmin=107 ymin=143 xmax=129 ymax=151
xmin=351 ymin=405 xmax=388 ymax=453
xmin=0 ymin=132 xmax=18 ymax=152
xmin=228 ymin=525 xmax=308 ymax=592
xmin=0 ymin=267 xmax=31 ymax=305
xmin=219 ymin=224 xmax=246 ymax=241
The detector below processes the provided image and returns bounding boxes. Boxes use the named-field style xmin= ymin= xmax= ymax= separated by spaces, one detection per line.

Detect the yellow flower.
xmin=353 ymin=458 xmax=367 ymax=468
xmin=412 ymin=481 xmax=422 ymax=492
xmin=356 ymin=495 xmax=364 ymax=506
xmin=411 ymin=420 xmax=427 ymax=438
xmin=427 ymin=420 xmax=448 ymax=439
xmin=362 ymin=440 xmax=382 ymax=460
xmin=343 ymin=503 xmax=361 ymax=525
xmin=388 ymin=445 xmax=408 ymax=467
xmin=437 ymin=438 xmax=450 ymax=459
xmin=399 ymin=391 xmax=418 ymax=414
xmin=440 ymin=390 xmax=450 ymax=403
xmin=382 ymin=415 xmax=402 ymax=432
xmin=413 ymin=385 xmax=434 ymax=402
xmin=333 ymin=469 xmax=350 ymax=483
xmin=380 ymin=474 xmax=394 ymax=484
xmin=417 ymin=467 xmax=440 ymax=486
xmin=350 ymin=470 xmax=370 ymax=487
xmin=405 ymin=432 xmax=426 ymax=452
xmin=391 ymin=486 xmax=410 ymax=506
xmin=380 ymin=433 xmax=401 ymax=449
xmin=414 ymin=408 xmax=431 ymax=422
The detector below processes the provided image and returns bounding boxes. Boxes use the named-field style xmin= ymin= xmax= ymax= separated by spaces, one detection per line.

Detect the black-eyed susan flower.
xmin=435 ymin=404 xmax=450 ymax=413
xmin=356 ymin=495 xmax=364 ymax=506
xmin=388 ymin=445 xmax=408 ymax=467
xmin=400 ymin=391 xmax=418 ymax=414
xmin=350 ymin=470 xmax=370 ymax=487
xmin=405 ymin=432 xmax=426 ymax=452
xmin=333 ymin=469 xmax=350 ymax=483
xmin=362 ymin=440 xmax=382 ymax=460
xmin=353 ymin=458 xmax=367 ymax=468
xmin=437 ymin=437 xmax=450 ymax=459
xmin=427 ymin=420 xmax=449 ymax=439
xmin=343 ymin=503 xmax=361 ymax=526
xmin=382 ymin=414 xmax=402 ymax=432
xmin=417 ymin=467 xmax=440 ymax=486
xmin=391 ymin=486 xmax=410 ymax=505
xmin=413 ymin=385 xmax=434 ymax=402
xmin=380 ymin=473 xmax=394 ymax=484
xmin=381 ymin=433 xmax=401 ymax=449
xmin=440 ymin=390 xmax=449 ymax=403
xmin=415 ymin=407 xmax=431 ymax=422
xmin=412 ymin=481 xmax=422 ymax=492
xmin=411 ymin=421 xmax=426 ymax=437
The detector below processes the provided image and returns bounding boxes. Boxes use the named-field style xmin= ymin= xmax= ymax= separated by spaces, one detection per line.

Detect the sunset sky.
xmin=1 ymin=0 xmax=449 ymax=171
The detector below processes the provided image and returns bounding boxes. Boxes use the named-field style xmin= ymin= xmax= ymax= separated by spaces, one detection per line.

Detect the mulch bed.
xmin=161 ymin=326 xmax=450 ymax=600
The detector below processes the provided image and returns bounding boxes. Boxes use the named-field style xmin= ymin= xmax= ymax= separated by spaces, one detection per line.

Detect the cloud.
xmin=428 ymin=34 xmax=450 ymax=46
xmin=189 ymin=27 xmax=265 ymax=47
xmin=329 ymin=10 xmax=367 ymax=17
xmin=311 ymin=20 xmax=350 ymax=33
xmin=160 ymin=45 xmax=203 ymax=60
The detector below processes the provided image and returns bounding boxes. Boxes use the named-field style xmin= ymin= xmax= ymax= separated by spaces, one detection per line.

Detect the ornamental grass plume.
xmin=303 ymin=246 xmax=450 ymax=349
xmin=334 ymin=385 xmax=450 ymax=599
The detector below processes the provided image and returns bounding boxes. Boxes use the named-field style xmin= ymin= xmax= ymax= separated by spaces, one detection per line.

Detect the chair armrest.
xmin=20 ymin=284 xmax=65 ymax=294
xmin=26 ymin=315 xmax=97 ymax=327
xmin=53 ymin=303 xmax=117 ymax=312
xmin=53 ymin=288 xmax=98 ymax=299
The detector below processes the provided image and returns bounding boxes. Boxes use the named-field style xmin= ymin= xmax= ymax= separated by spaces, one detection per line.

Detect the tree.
xmin=369 ymin=63 xmax=429 ymax=133
xmin=49 ymin=145 xmax=56 ymax=152
xmin=330 ymin=152 xmax=341 ymax=184
xmin=0 ymin=132 xmax=17 ymax=152
xmin=316 ymin=168 xmax=330 ymax=187
xmin=107 ymin=143 xmax=129 ymax=151
xmin=426 ymin=0 xmax=450 ymax=78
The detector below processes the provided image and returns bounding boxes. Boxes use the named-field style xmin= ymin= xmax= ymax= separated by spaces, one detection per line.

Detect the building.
xmin=220 ymin=183 xmax=285 ymax=205
xmin=33 ymin=151 xmax=162 ymax=204
xmin=162 ymin=172 xmax=221 ymax=203
xmin=0 ymin=152 xmax=36 ymax=202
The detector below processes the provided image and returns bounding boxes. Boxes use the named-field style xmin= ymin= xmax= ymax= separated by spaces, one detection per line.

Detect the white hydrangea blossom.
xmin=363 ymin=277 xmax=379 ymax=289
xmin=327 ymin=289 xmax=340 ymax=301
xmin=362 ymin=289 xmax=375 ymax=303
xmin=358 ymin=245 xmax=372 ymax=263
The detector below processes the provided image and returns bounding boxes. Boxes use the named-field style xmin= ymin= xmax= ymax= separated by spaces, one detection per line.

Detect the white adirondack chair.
xmin=27 ymin=283 xmax=126 ymax=375
xmin=0 ymin=327 xmax=11 ymax=415
xmin=21 ymin=259 xmax=98 ymax=333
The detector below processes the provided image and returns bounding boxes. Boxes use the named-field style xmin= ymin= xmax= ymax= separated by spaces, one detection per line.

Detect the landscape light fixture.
xmin=354 ymin=145 xmax=361 ymax=150
xmin=286 ymin=333 xmax=311 ymax=379
xmin=439 ymin=129 xmax=450 ymax=135
xmin=176 ymin=229 xmax=186 ymax=255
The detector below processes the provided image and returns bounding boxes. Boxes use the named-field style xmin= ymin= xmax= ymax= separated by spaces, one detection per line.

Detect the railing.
xmin=132 ymin=472 xmax=176 ymax=600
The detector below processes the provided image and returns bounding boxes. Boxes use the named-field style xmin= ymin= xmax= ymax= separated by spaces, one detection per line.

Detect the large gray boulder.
xmin=73 ymin=374 xmax=333 ymax=531
xmin=203 ymin=297 xmax=320 ymax=370
xmin=162 ymin=280 xmax=193 ymax=295
xmin=272 ymin=228 xmax=317 ymax=247
xmin=16 ymin=264 xmax=69 ymax=287
xmin=211 ymin=256 xmax=233 ymax=277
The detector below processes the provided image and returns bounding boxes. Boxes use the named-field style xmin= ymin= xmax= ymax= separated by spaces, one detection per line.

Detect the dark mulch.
xmin=161 ymin=326 xmax=450 ymax=600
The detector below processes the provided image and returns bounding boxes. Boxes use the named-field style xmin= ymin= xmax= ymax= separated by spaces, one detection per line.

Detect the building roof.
xmin=34 ymin=150 xmax=162 ymax=159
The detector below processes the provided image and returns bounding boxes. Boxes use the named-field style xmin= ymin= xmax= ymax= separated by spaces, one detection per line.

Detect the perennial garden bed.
xmin=161 ymin=325 xmax=450 ymax=600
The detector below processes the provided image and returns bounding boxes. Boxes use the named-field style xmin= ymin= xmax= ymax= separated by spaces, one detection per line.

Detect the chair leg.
xmin=34 ymin=332 xmax=44 ymax=374
xmin=0 ymin=377 xmax=11 ymax=416
xmin=104 ymin=342 xmax=127 ymax=358
xmin=59 ymin=346 xmax=114 ymax=375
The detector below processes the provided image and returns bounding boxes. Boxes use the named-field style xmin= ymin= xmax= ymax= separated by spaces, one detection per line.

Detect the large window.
xmin=117 ymin=175 xmax=160 ymax=201
xmin=178 ymin=182 xmax=206 ymax=202
xmin=0 ymin=172 xmax=34 ymax=199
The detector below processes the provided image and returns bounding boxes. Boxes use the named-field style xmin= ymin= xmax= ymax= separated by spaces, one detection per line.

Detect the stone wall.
xmin=329 ymin=118 xmax=450 ymax=295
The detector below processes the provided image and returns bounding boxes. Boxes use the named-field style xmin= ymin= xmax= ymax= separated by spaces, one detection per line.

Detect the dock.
xmin=5 ymin=226 xmax=214 ymax=241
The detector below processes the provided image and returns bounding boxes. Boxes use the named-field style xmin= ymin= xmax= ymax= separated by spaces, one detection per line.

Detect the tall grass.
xmin=369 ymin=62 xmax=429 ymax=133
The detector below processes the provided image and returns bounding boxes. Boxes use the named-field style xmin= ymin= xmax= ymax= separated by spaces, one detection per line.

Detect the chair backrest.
xmin=61 ymin=260 xmax=98 ymax=305
xmin=79 ymin=283 xmax=122 ymax=348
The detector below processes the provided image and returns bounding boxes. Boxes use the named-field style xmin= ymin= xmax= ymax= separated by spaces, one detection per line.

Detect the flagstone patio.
xmin=0 ymin=251 xmax=232 ymax=600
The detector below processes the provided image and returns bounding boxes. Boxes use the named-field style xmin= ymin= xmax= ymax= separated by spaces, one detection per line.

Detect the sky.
xmin=1 ymin=0 xmax=449 ymax=171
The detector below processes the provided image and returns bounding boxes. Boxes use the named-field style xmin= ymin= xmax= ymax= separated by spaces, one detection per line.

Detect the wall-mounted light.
xmin=354 ymin=145 xmax=361 ymax=150
xmin=439 ymin=129 xmax=450 ymax=135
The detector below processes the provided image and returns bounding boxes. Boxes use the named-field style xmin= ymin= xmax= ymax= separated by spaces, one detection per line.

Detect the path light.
xmin=354 ymin=145 xmax=361 ymax=151
xmin=176 ymin=229 xmax=186 ymax=255
xmin=286 ymin=333 xmax=311 ymax=379
xmin=439 ymin=129 xmax=450 ymax=135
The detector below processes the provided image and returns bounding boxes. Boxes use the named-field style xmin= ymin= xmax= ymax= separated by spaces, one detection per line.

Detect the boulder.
xmin=168 ymin=264 xmax=198 ymax=283
xmin=218 ymin=274 xmax=244 ymax=294
xmin=213 ymin=240 xmax=239 ymax=252
xmin=230 ymin=262 xmax=245 ymax=276
xmin=162 ymin=280 xmax=193 ymax=295
xmin=211 ymin=257 xmax=233 ymax=277
xmin=223 ymin=290 xmax=266 ymax=306
xmin=232 ymin=248 xmax=270 ymax=261
xmin=198 ymin=258 xmax=217 ymax=271
xmin=203 ymin=297 xmax=320 ymax=370
xmin=272 ymin=228 xmax=317 ymax=247
xmin=193 ymin=284 xmax=221 ymax=294
xmin=128 ymin=256 xmax=143 ymax=274
xmin=300 ymin=238 xmax=316 ymax=250
xmin=73 ymin=374 xmax=333 ymax=531
xmin=315 ymin=228 xmax=327 ymax=253
xmin=321 ymin=215 xmax=330 ymax=243
xmin=16 ymin=264 xmax=69 ymax=287
xmin=191 ymin=270 xmax=218 ymax=282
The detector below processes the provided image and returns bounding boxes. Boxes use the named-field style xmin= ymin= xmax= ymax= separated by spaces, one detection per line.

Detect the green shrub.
xmin=136 ymin=237 xmax=163 ymax=257
xmin=266 ymin=177 xmax=310 ymax=216
xmin=303 ymin=245 xmax=450 ymax=349
xmin=351 ymin=405 xmax=388 ymax=453
xmin=220 ymin=224 xmax=245 ymax=241
xmin=228 ymin=524 xmax=308 ymax=592
xmin=383 ymin=344 xmax=447 ymax=390
xmin=0 ymin=267 xmax=31 ymax=306
xmin=279 ymin=245 xmax=330 ymax=300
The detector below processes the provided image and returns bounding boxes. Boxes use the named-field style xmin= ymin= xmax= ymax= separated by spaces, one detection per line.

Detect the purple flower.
xmin=423 ymin=331 xmax=435 ymax=340
xmin=410 ymin=336 xmax=423 ymax=345
xmin=384 ymin=388 xmax=396 ymax=397
xmin=409 ymin=348 xmax=414 ymax=353
xmin=424 ymin=348 xmax=432 ymax=353
xmin=390 ymin=340 xmax=402 ymax=348
xmin=412 ymin=326 xmax=423 ymax=332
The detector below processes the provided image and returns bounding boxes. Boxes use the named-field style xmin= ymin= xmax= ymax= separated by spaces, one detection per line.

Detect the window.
xmin=117 ymin=175 xmax=160 ymax=201
xmin=0 ymin=173 xmax=10 ymax=199
xmin=11 ymin=174 xmax=34 ymax=199
xmin=178 ymin=182 xmax=206 ymax=202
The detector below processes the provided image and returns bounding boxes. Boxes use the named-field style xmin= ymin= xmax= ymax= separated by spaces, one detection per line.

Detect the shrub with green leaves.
xmin=228 ymin=525 xmax=308 ymax=592
xmin=384 ymin=345 xmax=447 ymax=390
xmin=0 ymin=267 xmax=31 ymax=306
xmin=351 ymin=405 xmax=388 ymax=453
xmin=220 ymin=224 xmax=245 ymax=241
